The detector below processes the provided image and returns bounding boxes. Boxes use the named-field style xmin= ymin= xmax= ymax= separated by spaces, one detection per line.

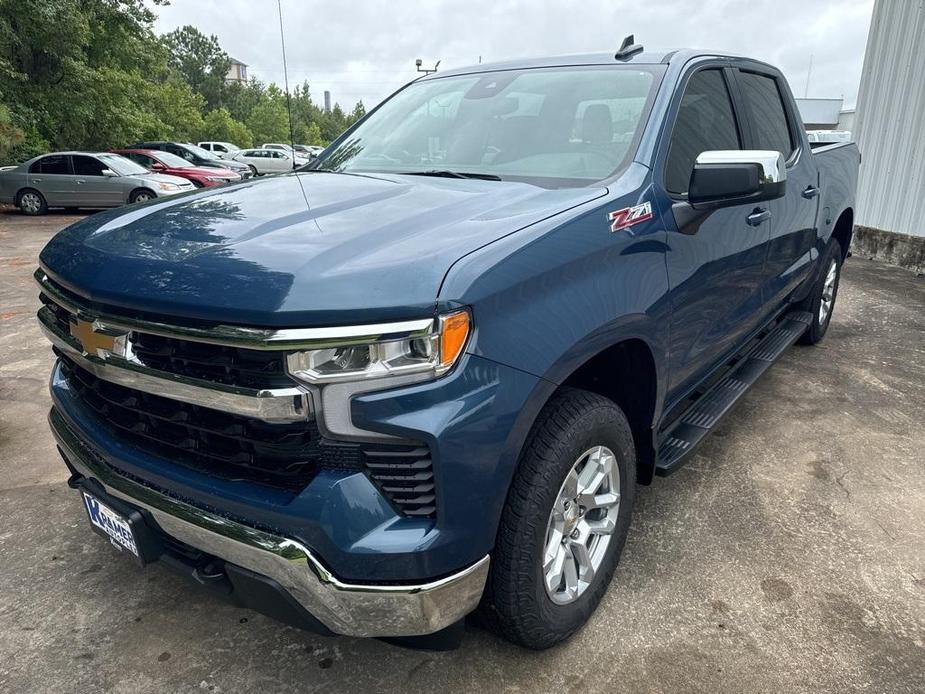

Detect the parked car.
xmin=261 ymin=143 xmax=309 ymax=166
xmin=128 ymin=141 xmax=252 ymax=179
xmin=111 ymin=149 xmax=241 ymax=188
xmin=197 ymin=141 xmax=241 ymax=159
xmin=36 ymin=46 xmax=858 ymax=650
xmin=232 ymin=148 xmax=302 ymax=175
xmin=0 ymin=151 xmax=194 ymax=214
xmin=293 ymin=144 xmax=323 ymax=160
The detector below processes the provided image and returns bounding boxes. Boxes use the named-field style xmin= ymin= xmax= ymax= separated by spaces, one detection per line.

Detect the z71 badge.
xmin=608 ymin=201 xmax=653 ymax=232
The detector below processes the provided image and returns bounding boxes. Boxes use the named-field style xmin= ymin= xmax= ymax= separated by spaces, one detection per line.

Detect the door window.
xmin=30 ymin=155 xmax=71 ymax=175
xmin=72 ymin=155 xmax=108 ymax=176
xmin=737 ymin=71 xmax=795 ymax=159
xmin=665 ymin=70 xmax=741 ymax=195
xmin=125 ymin=152 xmax=155 ymax=167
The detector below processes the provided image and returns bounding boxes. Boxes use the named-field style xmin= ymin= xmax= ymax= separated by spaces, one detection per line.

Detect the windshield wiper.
xmin=398 ymin=170 xmax=502 ymax=181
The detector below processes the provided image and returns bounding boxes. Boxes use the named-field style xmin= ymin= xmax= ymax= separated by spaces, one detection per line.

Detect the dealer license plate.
xmin=82 ymin=491 xmax=139 ymax=557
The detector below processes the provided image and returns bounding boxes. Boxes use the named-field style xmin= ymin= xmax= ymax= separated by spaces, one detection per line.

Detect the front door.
xmin=659 ymin=67 xmax=773 ymax=400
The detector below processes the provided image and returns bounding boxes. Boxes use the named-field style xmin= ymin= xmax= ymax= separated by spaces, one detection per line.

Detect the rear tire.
xmin=480 ymin=388 xmax=635 ymax=649
xmin=17 ymin=188 xmax=47 ymax=216
xmin=129 ymin=188 xmax=155 ymax=204
xmin=797 ymin=238 xmax=843 ymax=345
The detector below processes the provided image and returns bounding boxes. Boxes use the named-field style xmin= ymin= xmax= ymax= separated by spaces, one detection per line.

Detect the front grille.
xmin=59 ymin=355 xmax=358 ymax=492
xmin=130 ymin=332 xmax=291 ymax=389
xmin=40 ymin=292 xmax=290 ymax=390
xmin=58 ymin=356 xmax=437 ymax=516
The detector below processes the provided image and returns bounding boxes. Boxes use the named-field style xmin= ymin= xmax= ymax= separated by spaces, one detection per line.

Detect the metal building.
xmin=852 ymin=0 xmax=925 ymax=271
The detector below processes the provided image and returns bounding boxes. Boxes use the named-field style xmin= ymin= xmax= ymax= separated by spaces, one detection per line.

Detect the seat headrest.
xmin=582 ymin=104 xmax=613 ymax=145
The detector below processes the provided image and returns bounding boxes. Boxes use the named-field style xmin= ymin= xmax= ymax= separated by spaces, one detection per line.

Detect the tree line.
xmin=0 ymin=0 xmax=367 ymax=163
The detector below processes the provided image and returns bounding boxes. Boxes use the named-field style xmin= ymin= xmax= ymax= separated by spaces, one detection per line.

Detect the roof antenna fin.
xmin=615 ymin=35 xmax=643 ymax=61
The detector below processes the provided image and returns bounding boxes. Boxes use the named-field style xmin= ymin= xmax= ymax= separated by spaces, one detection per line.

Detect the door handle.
xmin=32 ymin=178 xmax=42 ymax=183
xmin=76 ymin=179 xmax=84 ymax=185
xmin=747 ymin=208 xmax=771 ymax=226
xmin=802 ymin=186 xmax=820 ymax=199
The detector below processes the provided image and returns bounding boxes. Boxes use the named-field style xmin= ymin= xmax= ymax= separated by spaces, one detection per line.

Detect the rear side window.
xmin=737 ymin=72 xmax=794 ymax=159
xmin=72 ymin=155 xmax=107 ymax=176
xmin=30 ymin=155 xmax=70 ymax=175
xmin=665 ymin=70 xmax=741 ymax=195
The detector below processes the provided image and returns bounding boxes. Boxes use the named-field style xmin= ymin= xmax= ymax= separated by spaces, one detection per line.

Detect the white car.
xmin=232 ymin=148 xmax=303 ymax=175
xmin=197 ymin=141 xmax=241 ymax=160
xmin=260 ymin=143 xmax=310 ymax=164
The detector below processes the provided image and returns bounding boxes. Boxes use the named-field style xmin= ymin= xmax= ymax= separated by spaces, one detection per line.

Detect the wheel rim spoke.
xmin=569 ymin=539 xmax=595 ymax=584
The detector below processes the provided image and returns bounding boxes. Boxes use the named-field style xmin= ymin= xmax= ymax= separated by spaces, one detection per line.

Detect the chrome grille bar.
xmin=38 ymin=307 xmax=311 ymax=423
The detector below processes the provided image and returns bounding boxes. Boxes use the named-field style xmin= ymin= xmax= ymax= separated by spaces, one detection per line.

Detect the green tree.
xmin=161 ymin=25 xmax=230 ymax=110
xmin=245 ymin=91 xmax=290 ymax=144
xmin=201 ymin=108 xmax=253 ymax=147
xmin=0 ymin=105 xmax=25 ymax=161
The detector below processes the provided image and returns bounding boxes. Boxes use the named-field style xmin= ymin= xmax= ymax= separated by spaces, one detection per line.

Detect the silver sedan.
xmin=0 ymin=152 xmax=195 ymax=215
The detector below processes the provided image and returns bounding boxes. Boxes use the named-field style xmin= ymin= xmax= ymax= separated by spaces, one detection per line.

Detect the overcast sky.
xmin=153 ymin=0 xmax=874 ymax=111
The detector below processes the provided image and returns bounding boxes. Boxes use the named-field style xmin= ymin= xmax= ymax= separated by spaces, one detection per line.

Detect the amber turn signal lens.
xmin=439 ymin=310 xmax=470 ymax=369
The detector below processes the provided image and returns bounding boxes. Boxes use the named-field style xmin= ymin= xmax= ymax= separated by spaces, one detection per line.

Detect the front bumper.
xmin=50 ymin=407 xmax=489 ymax=638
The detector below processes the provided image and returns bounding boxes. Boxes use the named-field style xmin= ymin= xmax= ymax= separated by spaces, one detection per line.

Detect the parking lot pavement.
xmin=1 ymin=207 xmax=923 ymax=694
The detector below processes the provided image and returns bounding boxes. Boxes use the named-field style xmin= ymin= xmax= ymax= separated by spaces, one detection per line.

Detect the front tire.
xmin=248 ymin=165 xmax=258 ymax=177
xmin=797 ymin=239 xmax=843 ymax=345
xmin=481 ymin=389 xmax=636 ymax=649
xmin=17 ymin=188 xmax=47 ymax=216
xmin=129 ymin=188 xmax=155 ymax=204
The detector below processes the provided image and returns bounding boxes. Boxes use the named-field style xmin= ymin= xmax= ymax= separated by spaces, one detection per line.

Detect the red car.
xmin=110 ymin=149 xmax=241 ymax=188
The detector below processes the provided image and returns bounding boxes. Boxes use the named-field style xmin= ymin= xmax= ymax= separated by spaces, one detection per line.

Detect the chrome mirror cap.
xmin=695 ymin=150 xmax=786 ymax=183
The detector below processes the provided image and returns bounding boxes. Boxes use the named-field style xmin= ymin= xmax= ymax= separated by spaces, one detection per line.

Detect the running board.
xmin=655 ymin=311 xmax=813 ymax=476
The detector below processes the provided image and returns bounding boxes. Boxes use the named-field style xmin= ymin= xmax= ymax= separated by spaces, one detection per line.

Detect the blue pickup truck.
xmin=37 ymin=43 xmax=858 ymax=650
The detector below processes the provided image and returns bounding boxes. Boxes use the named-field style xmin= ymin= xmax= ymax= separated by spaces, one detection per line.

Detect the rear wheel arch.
xmin=16 ymin=187 xmax=47 ymax=215
xmin=831 ymin=208 xmax=854 ymax=261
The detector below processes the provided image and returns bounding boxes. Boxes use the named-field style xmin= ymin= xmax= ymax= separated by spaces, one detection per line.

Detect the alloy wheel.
xmin=543 ymin=445 xmax=621 ymax=605
xmin=819 ymin=258 xmax=838 ymax=325
xmin=20 ymin=192 xmax=41 ymax=214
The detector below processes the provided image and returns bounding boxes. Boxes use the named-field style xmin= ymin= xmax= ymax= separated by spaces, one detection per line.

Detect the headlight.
xmin=157 ymin=182 xmax=180 ymax=191
xmin=286 ymin=309 xmax=470 ymax=385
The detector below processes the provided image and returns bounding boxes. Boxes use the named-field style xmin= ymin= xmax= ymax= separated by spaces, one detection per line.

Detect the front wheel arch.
xmin=129 ymin=188 xmax=156 ymax=204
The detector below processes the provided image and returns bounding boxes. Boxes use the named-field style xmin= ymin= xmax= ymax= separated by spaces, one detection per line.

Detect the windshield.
xmin=316 ymin=65 xmax=663 ymax=186
xmin=98 ymin=154 xmax=149 ymax=176
xmin=155 ymin=152 xmax=196 ymax=168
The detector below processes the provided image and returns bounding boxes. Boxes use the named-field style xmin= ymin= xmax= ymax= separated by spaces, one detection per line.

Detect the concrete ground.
xmin=1 ymin=208 xmax=923 ymax=694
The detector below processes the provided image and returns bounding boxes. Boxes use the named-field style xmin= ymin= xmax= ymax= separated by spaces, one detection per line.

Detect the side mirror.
xmin=150 ymin=162 xmax=166 ymax=171
xmin=101 ymin=169 xmax=118 ymax=177
xmin=687 ymin=150 xmax=786 ymax=209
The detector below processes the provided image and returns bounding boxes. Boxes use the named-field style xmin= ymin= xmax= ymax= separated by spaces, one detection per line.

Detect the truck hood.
xmin=40 ymin=172 xmax=605 ymax=326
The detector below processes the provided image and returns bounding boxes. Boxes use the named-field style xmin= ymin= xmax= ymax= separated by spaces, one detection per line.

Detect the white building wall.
xmin=854 ymin=0 xmax=925 ymax=238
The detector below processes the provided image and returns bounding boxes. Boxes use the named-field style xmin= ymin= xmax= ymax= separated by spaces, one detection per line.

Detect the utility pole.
xmin=277 ymin=0 xmax=295 ymax=163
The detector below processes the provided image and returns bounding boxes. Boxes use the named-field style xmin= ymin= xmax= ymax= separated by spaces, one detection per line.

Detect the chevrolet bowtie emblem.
xmin=70 ymin=318 xmax=128 ymax=358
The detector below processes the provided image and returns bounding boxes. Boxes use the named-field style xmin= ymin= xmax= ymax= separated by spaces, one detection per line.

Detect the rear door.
xmin=734 ymin=67 xmax=819 ymax=311
xmin=72 ymin=155 xmax=123 ymax=207
xmin=27 ymin=155 xmax=75 ymax=206
xmin=659 ymin=66 xmax=773 ymax=399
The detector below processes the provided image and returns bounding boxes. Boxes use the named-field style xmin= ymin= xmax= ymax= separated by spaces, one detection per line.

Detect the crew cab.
xmin=37 ymin=44 xmax=858 ymax=650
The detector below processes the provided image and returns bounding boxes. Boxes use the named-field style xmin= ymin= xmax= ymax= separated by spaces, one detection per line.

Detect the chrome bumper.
xmin=50 ymin=409 xmax=489 ymax=637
